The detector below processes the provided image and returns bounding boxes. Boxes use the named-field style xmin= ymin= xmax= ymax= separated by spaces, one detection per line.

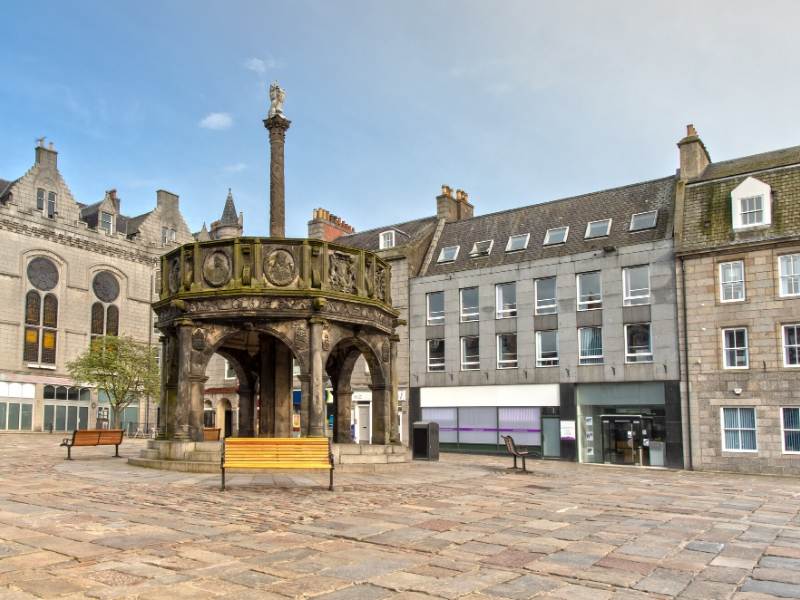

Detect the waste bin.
xmin=412 ymin=421 xmax=439 ymax=461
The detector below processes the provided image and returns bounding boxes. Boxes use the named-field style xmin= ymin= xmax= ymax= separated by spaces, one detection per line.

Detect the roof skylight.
xmin=469 ymin=239 xmax=493 ymax=257
xmin=505 ymin=234 xmax=530 ymax=252
xmin=437 ymin=245 xmax=460 ymax=263
xmin=585 ymin=219 xmax=612 ymax=239
xmin=629 ymin=210 xmax=658 ymax=231
xmin=543 ymin=226 xmax=569 ymax=246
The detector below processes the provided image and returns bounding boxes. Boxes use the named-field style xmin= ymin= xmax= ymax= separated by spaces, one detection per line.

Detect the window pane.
xmin=786 ymin=431 xmax=800 ymax=453
xmin=624 ymin=266 xmax=650 ymax=305
xmin=56 ymin=405 xmax=66 ymax=431
xmin=427 ymin=292 xmax=444 ymax=324
xmin=458 ymin=407 xmax=497 ymax=444
xmin=43 ymin=294 xmax=58 ymax=328
xmin=784 ymin=407 xmax=800 ymax=430
xmin=544 ymin=227 xmax=568 ymax=245
xmin=461 ymin=337 xmax=479 ymax=370
xmin=428 ymin=339 xmax=445 ymax=371
xmin=67 ymin=387 xmax=79 ymax=401
xmin=7 ymin=403 xmax=19 ymax=430
xmin=44 ymin=405 xmax=54 ymax=431
xmin=496 ymin=283 xmax=517 ymax=317
xmin=739 ymin=408 xmax=756 ymax=429
xmin=106 ymin=305 xmax=119 ymax=336
xmin=780 ymin=255 xmax=800 ymax=296
xmin=579 ymin=327 xmax=603 ymax=364
xmin=422 ymin=407 xmax=457 ymax=443
xmin=740 ymin=429 xmax=757 ymax=450
xmin=437 ymin=246 xmax=459 ymax=263
xmin=499 ymin=407 xmax=541 ymax=446
xmin=25 ymin=291 xmax=41 ymax=325
xmin=506 ymin=234 xmax=528 ymax=252
xmin=43 ymin=385 xmax=55 ymax=400
xmin=91 ymin=303 xmax=105 ymax=335
xmin=23 ymin=328 xmax=39 ymax=363
xmin=577 ymin=272 xmax=602 ymax=310
xmin=724 ymin=429 xmax=740 ymax=450
xmin=586 ymin=220 xmax=611 ymax=238
xmin=626 ymin=323 xmax=652 ymax=362
xmin=41 ymin=330 xmax=57 ymax=364
xmin=56 ymin=386 xmax=67 ymax=400
xmin=0 ymin=403 xmax=5 ymax=430
xmin=67 ymin=405 xmax=78 ymax=431
xmin=536 ymin=331 xmax=558 ymax=366
xmin=535 ymin=277 xmax=557 ymax=314
xmin=630 ymin=211 xmax=657 ymax=231
xmin=460 ymin=287 xmax=479 ymax=321
xmin=498 ymin=334 xmax=517 ymax=368
xmin=80 ymin=388 xmax=91 ymax=402
xmin=78 ymin=406 xmax=89 ymax=430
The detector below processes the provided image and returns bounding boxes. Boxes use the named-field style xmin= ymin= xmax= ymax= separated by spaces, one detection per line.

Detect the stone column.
xmin=309 ymin=318 xmax=326 ymax=437
xmin=259 ymin=336 xmax=274 ymax=436
xmin=263 ymin=115 xmax=291 ymax=238
xmin=370 ymin=384 xmax=390 ymax=444
xmin=298 ymin=373 xmax=311 ymax=436
xmin=189 ymin=375 xmax=208 ymax=441
xmin=389 ymin=335 xmax=400 ymax=444
xmin=238 ymin=383 xmax=255 ymax=437
xmin=334 ymin=387 xmax=353 ymax=443
xmin=173 ymin=319 xmax=193 ymax=440
xmin=274 ymin=343 xmax=293 ymax=437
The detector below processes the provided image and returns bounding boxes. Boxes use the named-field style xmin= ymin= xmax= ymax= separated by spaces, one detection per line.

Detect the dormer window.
xmin=544 ymin=226 xmax=568 ymax=245
xmin=470 ymin=240 xmax=493 ymax=257
xmin=630 ymin=210 xmax=658 ymax=231
xmin=505 ymin=233 xmax=529 ymax=252
xmin=46 ymin=192 xmax=56 ymax=219
xmin=437 ymin=245 xmax=459 ymax=263
xmin=731 ymin=177 xmax=771 ymax=230
xmin=379 ymin=230 xmax=396 ymax=249
xmin=36 ymin=188 xmax=45 ymax=211
xmin=100 ymin=211 xmax=113 ymax=235
xmin=585 ymin=219 xmax=611 ymax=239
xmin=161 ymin=226 xmax=177 ymax=245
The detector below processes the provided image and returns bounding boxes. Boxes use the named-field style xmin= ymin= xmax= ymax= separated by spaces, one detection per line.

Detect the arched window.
xmin=90 ymin=271 xmax=120 ymax=341
xmin=23 ymin=257 xmax=59 ymax=365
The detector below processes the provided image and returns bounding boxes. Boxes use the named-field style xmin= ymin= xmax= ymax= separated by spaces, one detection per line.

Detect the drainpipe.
xmin=680 ymin=256 xmax=693 ymax=470
xmin=145 ymin=269 xmax=154 ymax=432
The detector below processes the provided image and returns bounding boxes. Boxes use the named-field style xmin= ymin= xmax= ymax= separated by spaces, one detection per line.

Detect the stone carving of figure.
xmin=268 ymin=82 xmax=286 ymax=118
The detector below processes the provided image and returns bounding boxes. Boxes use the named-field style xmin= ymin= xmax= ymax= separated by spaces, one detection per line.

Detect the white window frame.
xmin=721 ymin=407 xmax=758 ymax=452
xmin=783 ymin=324 xmax=800 ymax=368
xmin=731 ymin=177 xmax=771 ymax=230
xmin=739 ymin=195 xmax=764 ymax=227
xmin=719 ymin=260 xmax=745 ymax=303
xmin=535 ymin=330 xmax=559 ymax=367
xmin=623 ymin=265 xmax=650 ymax=306
xmin=584 ymin=219 xmax=612 ymax=239
xmin=426 ymin=291 xmax=445 ymax=325
xmin=437 ymin=245 xmax=460 ymax=263
xmin=224 ymin=360 xmax=236 ymax=380
xmin=578 ymin=326 xmax=603 ymax=365
xmin=629 ymin=210 xmax=658 ymax=231
xmin=495 ymin=282 xmax=517 ymax=319
xmin=505 ymin=233 xmax=530 ymax=252
xmin=779 ymin=254 xmax=800 ymax=298
xmin=534 ymin=277 xmax=558 ymax=315
xmin=460 ymin=336 xmax=480 ymax=371
xmin=543 ymin=226 xmax=569 ymax=246
xmin=496 ymin=333 xmax=518 ymax=369
xmin=624 ymin=323 xmax=653 ymax=363
xmin=469 ymin=239 xmax=494 ymax=257
xmin=459 ymin=287 xmax=479 ymax=322
xmin=426 ymin=339 xmax=445 ymax=372
xmin=781 ymin=407 xmax=800 ymax=454
xmin=576 ymin=272 xmax=603 ymax=311
xmin=379 ymin=230 xmax=396 ymax=250
xmin=722 ymin=327 xmax=749 ymax=370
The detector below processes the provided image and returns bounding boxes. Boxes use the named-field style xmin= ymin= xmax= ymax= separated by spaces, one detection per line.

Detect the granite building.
xmin=675 ymin=126 xmax=800 ymax=475
xmin=408 ymin=182 xmax=684 ymax=467
xmin=0 ymin=141 xmax=193 ymax=433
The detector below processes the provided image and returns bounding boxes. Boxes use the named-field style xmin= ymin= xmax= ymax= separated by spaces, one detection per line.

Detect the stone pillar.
xmin=238 ymin=383 xmax=255 ymax=437
xmin=159 ymin=335 xmax=177 ymax=438
xmin=264 ymin=115 xmax=291 ymax=238
xmin=173 ymin=320 xmax=193 ymax=440
xmin=259 ymin=336 xmax=274 ymax=436
xmin=189 ymin=375 xmax=208 ymax=441
xmin=389 ymin=335 xmax=400 ymax=444
xmin=370 ymin=384 xmax=390 ymax=444
xmin=274 ymin=343 xmax=293 ymax=437
xmin=334 ymin=387 xmax=353 ymax=443
xmin=309 ymin=318 xmax=326 ymax=437
xmin=298 ymin=373 xmax=311 ymax=436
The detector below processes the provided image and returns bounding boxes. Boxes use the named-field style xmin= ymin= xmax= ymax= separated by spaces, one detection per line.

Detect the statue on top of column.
xmin=268 ymin=82 xmax=286 ymax=118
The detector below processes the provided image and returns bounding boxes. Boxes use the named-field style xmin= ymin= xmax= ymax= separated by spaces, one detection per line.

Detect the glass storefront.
xmin=577 ymin=382 xmax=666 ymax=467
xmin=44 ymin=385 xmax=91 ymax=432
xmin=0 ymin=382 xmax=36 ymax=431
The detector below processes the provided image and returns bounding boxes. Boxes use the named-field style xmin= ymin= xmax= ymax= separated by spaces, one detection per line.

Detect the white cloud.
xmin=199 ymin=112 xmax=233 ymax=130
xmin=224 ymin=163 xmax=247 ymax=173
xmin=244 ymin=56 xmax=280 ymax=74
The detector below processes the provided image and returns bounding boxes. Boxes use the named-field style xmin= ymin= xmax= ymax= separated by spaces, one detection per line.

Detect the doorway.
xmin=357 ymin=404 xmax=370 ymax=444
xmin=601 ymin=415 xmax=645 ymax=465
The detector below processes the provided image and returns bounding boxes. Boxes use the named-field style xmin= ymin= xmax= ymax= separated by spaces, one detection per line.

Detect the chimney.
xmin=437 ymin=185 xmax=473 ymax=222
xmin=34 ymin=139 xmax=57 ymax=170
xmin=308 ymin=208 xmax=355 ymax=241
xmin=105 ymin=189 xmax=120 ymax=213
xmin=677 ymin=123 xmax=711 ymax=181
xmin=156 ymin=189 xmax=180 ymax=213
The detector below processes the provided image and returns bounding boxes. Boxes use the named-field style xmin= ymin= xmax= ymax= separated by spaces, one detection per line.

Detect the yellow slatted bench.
xmin=221 ymin=437 xmax=334 ymax=491
xmin=60 ymin=429 xmax=124 ymax=460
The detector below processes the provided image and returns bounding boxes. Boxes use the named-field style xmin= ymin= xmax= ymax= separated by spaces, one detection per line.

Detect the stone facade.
xmin=676 ymin=128 xmax=800 ymax=475
xmin=0 ymin=142 xmax=193 ymax=433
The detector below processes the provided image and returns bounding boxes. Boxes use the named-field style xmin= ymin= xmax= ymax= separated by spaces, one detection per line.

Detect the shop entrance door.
xmin=600 ymin=415 xmax=643 ymax=465
xmin=357 ymin=404 xmax=370 ymax=444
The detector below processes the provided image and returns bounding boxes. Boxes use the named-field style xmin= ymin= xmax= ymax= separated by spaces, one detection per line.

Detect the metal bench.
xmin=501 ymin=434 xmax=534 ymax=472
xmin=221 ymin=437 xmax=334 ymax=491
xmin=60 ymin=429 xmax=124 ymax=460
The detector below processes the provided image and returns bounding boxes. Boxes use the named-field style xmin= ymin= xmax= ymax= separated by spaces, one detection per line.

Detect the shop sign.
xmin=560 ymin=420 xmax=576 ymax=440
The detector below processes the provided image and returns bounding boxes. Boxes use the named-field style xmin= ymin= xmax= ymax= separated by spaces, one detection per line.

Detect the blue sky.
xmin=2 ymin=1 xmax=799 ymax=237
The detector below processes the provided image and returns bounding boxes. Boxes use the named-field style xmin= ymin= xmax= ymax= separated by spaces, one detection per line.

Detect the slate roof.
xmin=425 ymin=176 xmax=676 ymax=276
xmin=0 ymin=178 xmax=15 ymax=201
xmin=693 ymin=145 xmax=800 ymax=182
xmin=219 ymin=189 xmax=238 ymax=224
xmin=338 ymin=216 xmax=439 ymax=251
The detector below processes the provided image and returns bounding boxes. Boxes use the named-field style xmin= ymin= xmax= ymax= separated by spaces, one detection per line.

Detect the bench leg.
xmin=522 ymin=456 xmax=526 ymax=472
xmin=221 ymin=467 xmax=225 ymax=492
xmin=329 ymin=469 xmax=333 ymax=492
xmin=114 ymin=444 xmax=120 ymax=458
xmin=513 ymin=455 xmax=517 ymax=469
xmin=66 ymin=446 xmax=71 ymax=461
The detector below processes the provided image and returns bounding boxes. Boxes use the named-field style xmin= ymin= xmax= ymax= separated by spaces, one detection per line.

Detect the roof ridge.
xmin=340 ymin=215 xmax=437 ymax=238
xmin=704 ymin=144 xmax=800 ymax=170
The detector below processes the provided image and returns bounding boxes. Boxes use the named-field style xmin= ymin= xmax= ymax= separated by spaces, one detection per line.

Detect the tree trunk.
xmin=111 ymin=406 xmax=122 ymax=430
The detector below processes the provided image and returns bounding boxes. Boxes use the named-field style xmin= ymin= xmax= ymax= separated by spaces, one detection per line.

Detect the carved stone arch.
xmin=253 ymin=321 xmax=309 ymax=376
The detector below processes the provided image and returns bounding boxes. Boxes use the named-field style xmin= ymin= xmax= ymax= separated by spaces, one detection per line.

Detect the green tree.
xmin=67 ymin=336 xmax=160 ymax=429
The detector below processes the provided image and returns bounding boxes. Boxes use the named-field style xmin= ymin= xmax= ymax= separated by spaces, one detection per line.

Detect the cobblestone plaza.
xmin=0 ymin=435 xmax=798 ymax=599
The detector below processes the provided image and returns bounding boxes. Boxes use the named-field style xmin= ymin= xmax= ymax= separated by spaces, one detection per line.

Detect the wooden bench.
xmin=203 ymin=427 xmax=221 ymax=441
xmin=60 ymin=429 xmax=124 ymax=460
xmin=221 ymin=437 xmax=334 ymax=491
xmin=501 ymin=435 xmax=533 ymax=472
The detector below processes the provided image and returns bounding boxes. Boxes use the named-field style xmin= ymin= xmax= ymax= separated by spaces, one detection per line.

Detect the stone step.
xmin=335 ymin=443 xmax=404 ymax=456
xmin=128 ymin=457 xmax=220 ymax=474
xmin=139 ymin=449 xmax=161 ymax=460
xmin=187 ymin=451 xmax=221 ymax=462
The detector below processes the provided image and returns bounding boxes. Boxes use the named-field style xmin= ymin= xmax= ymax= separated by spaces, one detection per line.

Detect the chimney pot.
xmin=686 ymin=123 xmax=697 ymax=137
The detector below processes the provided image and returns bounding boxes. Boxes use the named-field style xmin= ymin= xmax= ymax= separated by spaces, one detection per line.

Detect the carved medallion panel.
xmin=203 ymin=251 xmax=231 ymax=288
xmin=27 ymin=257 xmax=59 ymax=291
xmin=264 ymin=248 xmax=296 ymax=286
xmin=92 ymin=271 xmax=120 ymax=302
